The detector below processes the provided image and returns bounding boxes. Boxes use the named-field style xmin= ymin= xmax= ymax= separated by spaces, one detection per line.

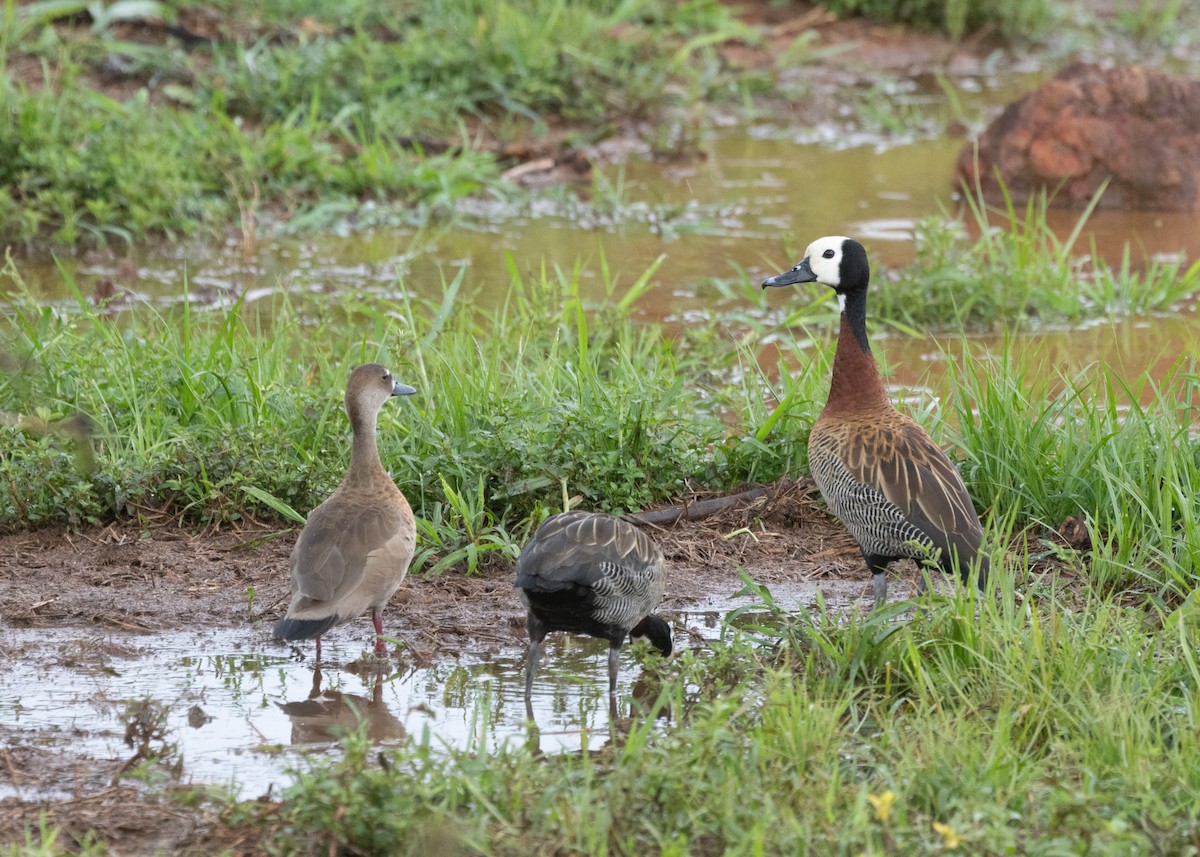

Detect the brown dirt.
xmin=0 ymin=477 xmax=873 ymax=647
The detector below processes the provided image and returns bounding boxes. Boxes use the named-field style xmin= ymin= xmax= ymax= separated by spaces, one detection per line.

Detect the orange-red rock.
xmin=956 ymin=62 xmax=1200 ymax=211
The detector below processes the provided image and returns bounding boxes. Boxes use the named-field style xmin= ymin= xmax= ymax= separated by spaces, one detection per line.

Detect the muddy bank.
xmin=0 ymin=478 xmax=876 ymax=649
xmin=0 ymin=478 xmax=900 ymax=852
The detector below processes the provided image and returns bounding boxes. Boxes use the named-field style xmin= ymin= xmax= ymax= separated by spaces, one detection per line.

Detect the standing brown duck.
xmin=517 ymin=511 xmax=672 ymax=700
xmin=763 ymin=236 xmax=990 ymax=609
xmin=274 ymin=363 xmax=417 ymax=659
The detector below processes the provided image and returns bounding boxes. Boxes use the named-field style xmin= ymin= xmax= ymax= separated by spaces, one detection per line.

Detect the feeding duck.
xmin=517 ymin=510 xmax=672 ymax=699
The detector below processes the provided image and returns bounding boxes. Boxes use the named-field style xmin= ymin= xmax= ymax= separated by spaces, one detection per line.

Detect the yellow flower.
xmin=867 ymin=790 xmax=895 ymax=823
xmin=932 ymin=821 xmax=963 ymax=849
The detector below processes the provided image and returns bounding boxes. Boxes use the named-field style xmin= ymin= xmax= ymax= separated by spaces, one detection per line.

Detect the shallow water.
xmin=0 ymin=578 xmax=857 ymax=800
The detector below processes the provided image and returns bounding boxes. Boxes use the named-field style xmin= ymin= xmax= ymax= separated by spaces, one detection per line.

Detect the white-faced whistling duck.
xmin=763 ymin=236 xmax=990 ymax=609
xmin=517 ymin=510 xmax=672 ymax=699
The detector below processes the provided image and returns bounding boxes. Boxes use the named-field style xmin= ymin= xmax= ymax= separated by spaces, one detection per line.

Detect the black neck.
xmin=841 ymin=287 xmax=871 ymax=355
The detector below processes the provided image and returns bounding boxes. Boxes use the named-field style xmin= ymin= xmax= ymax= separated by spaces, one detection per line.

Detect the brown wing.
xmin=838 ymin=413 xmax=983 ymax=559
xmin=290 ymin=499 xmax=409 ymax=604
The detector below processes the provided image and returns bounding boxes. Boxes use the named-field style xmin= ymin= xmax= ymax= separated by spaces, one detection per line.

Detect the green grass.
xmin=949 ymin=346 xmax=1200 ymax=601
xmin=873 ymin=184 xmax=1200 ymax=330
xmin=0 ymin=254 xmax=824 ymax=564
xmin=248 ymin=579 xmax=1200 ymax=855
xmin=4 ymin=247 xmax=1199 ymax=597
xmin=0 ymin=0 xmax=755 ymax=247
xmin=817 ymin=0 xmax=1052 ymax=40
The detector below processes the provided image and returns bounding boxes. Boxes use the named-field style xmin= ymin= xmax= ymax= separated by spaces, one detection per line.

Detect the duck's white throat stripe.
xmin=838 ymin=292 xmax=847 ymax=313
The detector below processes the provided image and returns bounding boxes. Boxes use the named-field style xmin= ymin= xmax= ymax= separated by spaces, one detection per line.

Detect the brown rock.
xmin=956 ymin=62 xmax=1200 ymax=211
xmin=1028 ymin=138 xmax=1088 ymax=179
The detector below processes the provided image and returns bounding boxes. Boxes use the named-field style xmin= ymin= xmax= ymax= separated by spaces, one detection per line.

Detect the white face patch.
xmin=801 ymin=235 xmax=851 ymax=287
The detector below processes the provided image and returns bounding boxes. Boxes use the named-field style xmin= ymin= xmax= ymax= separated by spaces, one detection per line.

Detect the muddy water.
xmin=0 ymin=626 xmax=655 ymax=800
xmin=7 ymin=122 xmax=1198 ymax=396
xmin=0 ymin=579 xmax=859 ymax=800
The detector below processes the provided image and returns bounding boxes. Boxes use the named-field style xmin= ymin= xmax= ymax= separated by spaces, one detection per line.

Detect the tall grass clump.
xmin=0 ymin=256 xmax=821 ymax=542
xmin=946 ymin=344 xmax=1200 ymax=598
xmin=876 ymin=182 xmax=1200 ymax=330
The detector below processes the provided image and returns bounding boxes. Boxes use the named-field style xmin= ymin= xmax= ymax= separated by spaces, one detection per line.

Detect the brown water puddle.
xmin=7 ymin=120 xmax=1198 ymax=400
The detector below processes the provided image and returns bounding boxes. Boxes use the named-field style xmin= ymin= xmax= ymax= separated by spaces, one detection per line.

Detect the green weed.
xmin=875 ymin=181 xmax=1200 ymax=330
xmin=819 ymin=0 xmax=1052 ymax=40
xmin=260 ymin=581 xmax=1200 ymax=855
xmin=0 ymin=255 xmax=822 ymax=567
xmin=947 ymin=345 xmax=1200 ymax=600
xmin=0 ymin=0 xmax=751 ymax=247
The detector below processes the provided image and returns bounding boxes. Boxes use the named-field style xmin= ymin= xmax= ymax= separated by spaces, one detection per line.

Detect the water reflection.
xmin=0 ymin=619 xmax=709 ymax=799
xmin=521 ymin=669 xmax=671 ymax=759
xmin=277 ymin=666 xmax=407 ymax=745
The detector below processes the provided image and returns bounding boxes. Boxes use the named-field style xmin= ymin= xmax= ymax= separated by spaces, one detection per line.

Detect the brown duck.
xmin=274 ymin=363 xmax=417 ymax=658
xmin=763 ymin=236 xmax=990 ymax=609
xmin=517 ymin=511 xmax=672 ymax=700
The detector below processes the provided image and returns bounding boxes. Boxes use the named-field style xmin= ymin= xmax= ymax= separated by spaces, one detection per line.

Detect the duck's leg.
xmin=372 ymin=607 xmax=387 ymax=655
xmin=315 ymin=635 xmax=323 ymax=663
xmin=864 ymin=553 xmax=893 ymax=611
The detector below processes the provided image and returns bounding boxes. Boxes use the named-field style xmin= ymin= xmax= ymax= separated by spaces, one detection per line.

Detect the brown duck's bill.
xmin=391 ymin=382 xmax=417 ymax=396
xmin=761 ymin=256 xmax=817 ymax=288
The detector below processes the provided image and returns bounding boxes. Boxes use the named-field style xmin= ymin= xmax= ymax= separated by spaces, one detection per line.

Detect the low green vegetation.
xmin=0 ymin=0 xmax=755 ymax=246
xmin=257 ymin=577 xmax=1200 ymax=854
xmin=4 ymin=247 xmax=1199 ymax=600
xmin=0 ymin=255 xmax=821 ymax=568
xmin=876 ymin=186 xmax=1200 ymax=330
xmin=816 ymin=0 xmax=1051 ymax=39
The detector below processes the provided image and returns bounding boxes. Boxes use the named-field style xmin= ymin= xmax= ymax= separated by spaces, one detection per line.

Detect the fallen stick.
xmin=626 ymin=486 xmax=772 ymax=526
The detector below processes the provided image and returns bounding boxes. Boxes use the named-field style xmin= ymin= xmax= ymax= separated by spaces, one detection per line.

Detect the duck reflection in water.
xmin=277 ymin=666 xmax=407 ymax=745
xmin=522 ymin=666 xmax=671 ymax=757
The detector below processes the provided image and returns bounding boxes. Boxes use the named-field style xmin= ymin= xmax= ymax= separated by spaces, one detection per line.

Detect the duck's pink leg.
xmin=372 ymin=608 xmax=387 ymax=654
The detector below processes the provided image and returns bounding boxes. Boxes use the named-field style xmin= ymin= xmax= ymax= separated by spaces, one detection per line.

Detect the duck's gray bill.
xmin=761 ymin=257 xmax=816 ymax=288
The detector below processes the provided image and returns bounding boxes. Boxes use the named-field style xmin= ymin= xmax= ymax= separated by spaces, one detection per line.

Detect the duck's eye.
xmin=823 ymin=249 xmax=835 ymax=259
xmin=382 ymin=372 xmax=390 ymax=381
